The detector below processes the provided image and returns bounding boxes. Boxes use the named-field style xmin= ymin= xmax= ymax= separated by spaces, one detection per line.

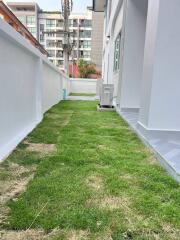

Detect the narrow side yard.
xmin=0 ymin=101 xmax=179 ymax=240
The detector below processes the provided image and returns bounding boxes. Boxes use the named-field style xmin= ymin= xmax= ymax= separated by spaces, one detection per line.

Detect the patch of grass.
xmin=69 ymin=92 xmax=96 ymax=97
xmin=0 ymin=101 xmax=180 ymax=240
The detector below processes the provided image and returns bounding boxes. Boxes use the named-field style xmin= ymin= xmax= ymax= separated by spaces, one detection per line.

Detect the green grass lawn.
xmin=1 ymin=101 xmax=180 ymax=239
xmin=69 ymin=93 xmax=96 ymax=97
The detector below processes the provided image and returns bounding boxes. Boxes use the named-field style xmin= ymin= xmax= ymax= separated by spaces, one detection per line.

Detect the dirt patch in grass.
xmin=161 ymin=223 xmax=180 ymax=240
xmin=9 ymin=162 xmax=35 ymax=177
xmin=0 ymin=229 xmax=45 ymax=240
xmin=0 ymin=206 xmax=10 ymax=226
xmin=67 ymin=230 xmax=89 ymax=240
xmin=0 ymin=162 xmax=36 ymax=226
xmin=87 ymin=196 xmax=131 ymax=210
xmin=0 ymin=162 xmax=35 ymax=205
xmin=94 ymin=164 xmax=109 ymax=170
xmin=100 ymin=196 xmax=131 ymax=210
xmin=119 ymin=173 xmax=139 ymax=185
xmin=86 ymin=175 xmax=104 ymax=191
xmin=0 ymin=175 xmax=34 ymax=205
xmin=97 ymin=234 xmax=113 ymax=240
xmin=135 ymin=148 xmax=159 ymax=165
xmin=27 ymin=143 xmax=56 ymax=155
xmin=146 ymin=155 xmax=159 ymax=165
xmin=97 ymin=145 xmax=109 ymax=151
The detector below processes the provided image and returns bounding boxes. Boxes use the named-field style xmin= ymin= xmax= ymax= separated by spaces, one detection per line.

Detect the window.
xmin=27 ymin=16 xmax=35 ymax=25
xmin=56 ymin=51 xmax=63 ymax=58
xmin=83 ymin=51 xmax=91 ymax=58
xmin=80 ymin=19 xmax=92 ymax=27
xmin=72 ymin=30 xmax=78 ymax=38
xmin=57 ymin=19 xmax=63 ymax=27
xmin=72 ymin=40 xmax=77 ymax=48
xmin=48 ymin=50 xmax=55 ymax=57
xmin=40 ymin=24 xmax=44 ymax=31
xmin=57 ymin=60 xmax=64 ymax=67
xmin=80 ymin=50 xmax=91 ymax=59
xmin=80 ymin=40 xmax=91 ymax=48
xmin=17 ymin=16 xmax=25 ymax=25
xmin=79 ymin=30 xmax=91 ymax=38
xmin=69 ymin=19 xmax=78 ymax=27
xmin=28 ymin=27 xmax=36 ymax=37
xmin=40 ymin=34 xmax=44 ymax=42
xmin=114 ymin=33 xmax=121 ymax=72
xmin=46 ymin=40 xmax=56 ymax=47
xmin=56 ymin=40 xmax=63 ymax=48
xmin=46 ymin=19 xmax=56 ymax=28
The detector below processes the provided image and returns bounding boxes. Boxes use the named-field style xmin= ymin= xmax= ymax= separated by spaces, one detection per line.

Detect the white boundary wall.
xmin=69 ymin=78 xmax=97 ymax=94
xmin=0 ymin=19 xmax=68 ymax=161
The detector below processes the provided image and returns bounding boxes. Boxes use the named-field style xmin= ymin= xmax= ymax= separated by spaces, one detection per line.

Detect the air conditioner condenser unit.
xmin=100 ymin=84 xmax=114 ymax=108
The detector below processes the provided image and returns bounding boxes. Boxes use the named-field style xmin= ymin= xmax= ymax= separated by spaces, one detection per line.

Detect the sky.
xmin=4 ymin=0 xmax=92 ymax=12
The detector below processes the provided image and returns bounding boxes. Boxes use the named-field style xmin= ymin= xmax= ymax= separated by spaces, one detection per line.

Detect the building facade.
xmin=7 ymin=2 xmax=39 ymax=38
xmin=38 ymin=9 xmax=92 ymax=69
xmin=91 ymin=10 xmax=104 ymax=71
xmin=0 ymin=0 xmax=46 ymax=54
xmin=7 ymin=2 xmax=97 ymax=70
xmin=94 ymin=0 xmax=180 ymax=181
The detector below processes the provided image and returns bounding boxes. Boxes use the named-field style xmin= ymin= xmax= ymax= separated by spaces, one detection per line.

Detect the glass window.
xmin=80 ymin=40 xmax=91 ymax=48
xmin=46 ymin=19 xmax=56 ymax=28
xmin=57 ymin=19 xmax=63 ymax=27
xmin=40 ymin=34 xmax=44 ymax=42
xmin=57 ymin=60 xmax=64 ymax=66
xmin=27 ymin=16 xmax=35 ymax=25
xmin=17 ymin=16 xmax=25 ymax=25
xmin=80 ymin=19 xmax=92 ymax=27
xmin=28 ymin=27 xmax=36 ymax=37
xmin=40 ymin=24 xmax=44 ymax=31
xmin=69 ymin=19 xmax=78 ymax=27
xmin=56 ymin=40 xmax=63 ymax=48
xmin=79 ymin=30 xmax=91 ymax=38
xmin=48 ymin=50 xmax=55 ymax=57
xmin=46 ymin=40 xmax=56 ymax=47
xmin=56 ymin=51 xmax=63 ymax=58
xmin=114 ymin=33 xmax=121 ymax=72
xmin=80 ymin=50 xmax=91 ymax=58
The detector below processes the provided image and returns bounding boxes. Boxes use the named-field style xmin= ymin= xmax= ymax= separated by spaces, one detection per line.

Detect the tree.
xmin=77 ymin=59 xmax=97 ymax=78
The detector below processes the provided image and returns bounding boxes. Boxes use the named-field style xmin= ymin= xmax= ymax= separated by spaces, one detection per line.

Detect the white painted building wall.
xmin=0 ymin=18 xmax=68 ymax=161
xmin=139 ymin=0 xmax=180 ymax=131
xmin=101 ymin=0 xmax=180 ymax=181
xmin=119 ymin=0 xmax=148 ymax=109
xmin=103 ymin=0 xmax=180 ymax=131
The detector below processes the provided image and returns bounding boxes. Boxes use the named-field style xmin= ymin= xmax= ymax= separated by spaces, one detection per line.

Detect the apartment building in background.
xmin=7 ymin=2 xmax=103 ymax=71
xmin=91 ymin=4 xmax=104 ymax=70
xmin=7 ymin=2 xmax=39 ymax=38
xmin=38 ymin=8 xmax=92 ymax=68
xmin=0 ymin=0 xmax=47 ymax=54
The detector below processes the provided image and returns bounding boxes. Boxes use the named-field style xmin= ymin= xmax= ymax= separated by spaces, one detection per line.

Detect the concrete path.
xmin=117 ymin=109 xmax=180 ymax=182
xmin=67 ymin=96 xmax=99 ymax=101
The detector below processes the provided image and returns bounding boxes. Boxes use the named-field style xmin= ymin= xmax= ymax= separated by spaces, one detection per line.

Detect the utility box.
xmin=100 ymin=84 xmax=114 ymax=107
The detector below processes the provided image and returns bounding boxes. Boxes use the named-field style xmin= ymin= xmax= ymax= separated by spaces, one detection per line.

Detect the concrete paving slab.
xmin=117 ymin=109 xmax=180 ymax=182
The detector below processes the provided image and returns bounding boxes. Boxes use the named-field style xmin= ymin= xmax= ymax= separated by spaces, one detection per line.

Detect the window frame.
xmin=113 ymin=32 xmax=121 ymax=72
